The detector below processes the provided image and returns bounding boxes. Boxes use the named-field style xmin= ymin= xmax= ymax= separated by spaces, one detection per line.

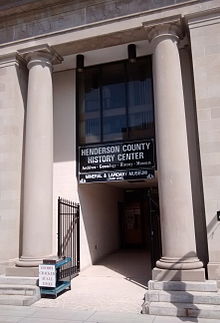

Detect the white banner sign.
xmin=39 ymin=264 xmax=56 ymax=288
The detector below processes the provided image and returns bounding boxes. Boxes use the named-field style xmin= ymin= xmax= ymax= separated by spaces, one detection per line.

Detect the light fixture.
xmin=128 ymin=44 xmax=136 ymax=63
xmin=76 ymin=54 xmax=84 ymax=72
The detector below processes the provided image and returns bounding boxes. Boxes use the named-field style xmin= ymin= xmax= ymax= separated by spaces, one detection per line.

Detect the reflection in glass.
xmin=102 ymin=63 xmax=127 ymax=142
xmin=77 ymin=56 xmax=154 ymax=144
xmin=127 ymin=57 xmax=154 ymax=140
xmin=78 ymin=68 xmax=101 ymax=144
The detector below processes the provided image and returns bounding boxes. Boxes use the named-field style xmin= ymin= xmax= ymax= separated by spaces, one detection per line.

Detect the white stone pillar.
xmin=17 ymin=46 xmax=62 ymax=267
xmin=147 ymin=22 xmax=205 ymax=281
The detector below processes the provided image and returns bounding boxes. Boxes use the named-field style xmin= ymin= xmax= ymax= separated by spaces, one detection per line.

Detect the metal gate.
xmin=147 ymin=188 xmax=162 ymax=269
xmin=58 ymin=197 xmax=80 ymax=279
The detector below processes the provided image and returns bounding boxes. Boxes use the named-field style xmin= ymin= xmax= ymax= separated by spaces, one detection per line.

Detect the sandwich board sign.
xmin=39 ymin=264 xmax=56 ymax=288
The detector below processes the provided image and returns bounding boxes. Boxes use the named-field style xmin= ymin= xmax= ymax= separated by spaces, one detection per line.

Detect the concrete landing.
xmin=34 ymin=249 xmax=151 ymax=313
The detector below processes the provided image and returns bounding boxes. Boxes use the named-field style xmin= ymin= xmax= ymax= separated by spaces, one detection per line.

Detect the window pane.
xmin=78 ymin=68 xmax=101 ymax=144
xmin=127 ymin=57 xmax=154 ymax=140
xmin=77 ymin=56 xmax=155 ymax=145
xmin=102 ymin=63 xmax=127 ymax=142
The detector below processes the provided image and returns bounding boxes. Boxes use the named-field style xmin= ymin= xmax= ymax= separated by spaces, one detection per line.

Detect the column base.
xmin=156 ymin=257 xmax=204 ymax=270
xmin=152 ymin=267 xmax=205 ymax=281
xmin=6 ymin=255 xmax=58 ymax=277
xmin=16 ymin=255 xmax=57 ymax=267
xmin=6 ymin=265 xmax=39 ymax=277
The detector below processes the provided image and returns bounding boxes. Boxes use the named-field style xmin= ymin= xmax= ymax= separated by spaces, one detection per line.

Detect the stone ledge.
xmin=6 ymin=266 xmax=39 ymax=277
xmin=0 ymin=276 xmax=38 ymax=285
xmin=145 ymin=301 xmax=220 ymax=318
xmin=152 ymin=267 xmax=205 ymax=281
xmin=0 ymin=294 xmax=40 ymax=306
xmin=0 ymin=284 xmax=39 ymax=296
xmin=148 ymin=279 xmax=218 ymax=292
xmin=146 ymin=290 xmax=220 ymax=304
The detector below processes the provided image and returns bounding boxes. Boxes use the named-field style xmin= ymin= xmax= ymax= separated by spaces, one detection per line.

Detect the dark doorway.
xmin=119 ymin=188 xmax=161 ymax=269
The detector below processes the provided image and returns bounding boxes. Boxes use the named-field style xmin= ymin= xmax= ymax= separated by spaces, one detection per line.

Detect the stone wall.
xmin=189 ymin=11 xmax=220 ymax=279
xmin=0 ymin=0 xmax=197 ymax=45
xmin=0 ymin=55 xmax=27 ymax=261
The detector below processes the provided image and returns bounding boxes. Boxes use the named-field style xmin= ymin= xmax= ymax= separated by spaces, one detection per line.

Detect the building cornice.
xmin=0 ymin=1 xmax=219 ymax=58
xmin=186 ymin=8 xmax=220 ymax=29
xmin=0 ymin=52 xmax=26 ymax=69
xmin=0 ymin=0 xmax=199 ymax=38
xmin=0 ymin=0 xmax=71 ymax=18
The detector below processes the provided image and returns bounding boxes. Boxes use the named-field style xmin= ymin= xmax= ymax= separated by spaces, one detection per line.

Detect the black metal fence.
xmin=147 ymin=189 xmax=162 ymax=269
xmin=58 ymin=197 xmax=80 ymax=279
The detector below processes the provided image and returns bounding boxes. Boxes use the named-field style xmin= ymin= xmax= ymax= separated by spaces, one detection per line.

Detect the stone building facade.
xmin=1 ymin=0 xmax=220 ymax=316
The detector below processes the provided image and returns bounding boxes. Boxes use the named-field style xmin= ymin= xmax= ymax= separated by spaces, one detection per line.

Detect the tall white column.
xmin=17 ymin=46 xmax=62 ymax=267
xmin=147 ymin=22 xmax=204 ymax=280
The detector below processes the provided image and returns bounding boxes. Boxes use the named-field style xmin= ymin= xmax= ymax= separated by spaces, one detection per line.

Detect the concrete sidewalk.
xmin=33 ymin=250 xmax=151 ymax=313
xmin=0 ymin=305 xmax=219 ymax=323
xmin=1 ymin=251 xmax=218 ymax=322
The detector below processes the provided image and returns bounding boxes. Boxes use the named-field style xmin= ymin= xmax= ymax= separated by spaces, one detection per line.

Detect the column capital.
xmin=143 ymin=16 xmax=184 ymax=44
xmin=18 ymin=44 xmax=63 ymax=70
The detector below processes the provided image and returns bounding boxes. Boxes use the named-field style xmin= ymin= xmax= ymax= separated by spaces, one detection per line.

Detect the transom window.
xmin=77 ymin=56 xmax=154 ymax=144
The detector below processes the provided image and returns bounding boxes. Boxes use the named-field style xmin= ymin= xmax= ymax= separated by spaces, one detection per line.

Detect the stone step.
xmin=146 ymin=289 xmax=220 ymax=305
xmin=0 ymin=294 xmax=40 ymax=306
xmin=0 ymin=275 xmax=38 ymax=285
xmin=0 ymin=266 xmax=6 ymax=275
xmin=148 ymin=301 xmax=220 ymax=319
xmin=0 ymin=284 xmax=40 ymax=296
xmin=148 ymin=280 xmax=218 ymax=292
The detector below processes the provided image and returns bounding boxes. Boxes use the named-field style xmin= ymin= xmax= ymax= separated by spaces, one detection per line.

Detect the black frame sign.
xmin=78 ymin=139 xmax=155 ymax=183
